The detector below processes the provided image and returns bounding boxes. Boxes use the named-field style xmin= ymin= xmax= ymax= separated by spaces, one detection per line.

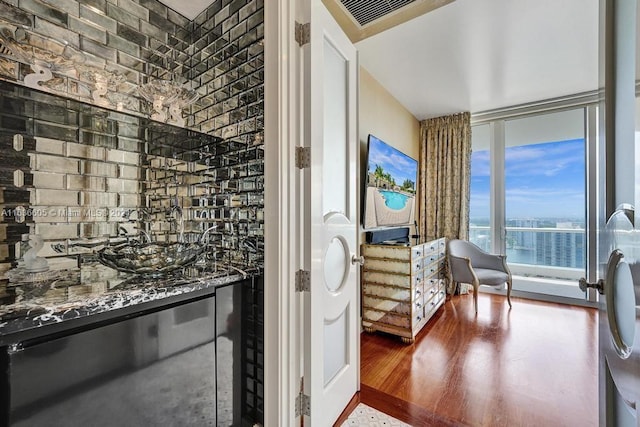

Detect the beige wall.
xmin=359 ymin=67 xmax=420 ymax=242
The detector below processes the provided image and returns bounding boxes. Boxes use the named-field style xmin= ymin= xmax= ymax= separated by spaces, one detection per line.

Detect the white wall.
xmin=359 ymin=67 xmax=420 ymax=243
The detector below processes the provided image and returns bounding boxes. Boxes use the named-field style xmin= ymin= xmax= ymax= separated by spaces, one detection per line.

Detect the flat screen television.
xmin=363 ymin=135 xmax=418 ymax=229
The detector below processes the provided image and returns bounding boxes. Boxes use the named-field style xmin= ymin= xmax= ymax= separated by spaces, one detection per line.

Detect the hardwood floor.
xmin=360 ymin=292 xmax=598 ymax=427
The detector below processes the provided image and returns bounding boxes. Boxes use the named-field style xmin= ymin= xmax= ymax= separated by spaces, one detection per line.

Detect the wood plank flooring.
xmin=360 ymin=292 xmax=598 ymax=427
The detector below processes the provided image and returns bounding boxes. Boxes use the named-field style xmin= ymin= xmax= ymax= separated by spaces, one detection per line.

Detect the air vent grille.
xmin=341 ymin=0 xmax=418 ymax=26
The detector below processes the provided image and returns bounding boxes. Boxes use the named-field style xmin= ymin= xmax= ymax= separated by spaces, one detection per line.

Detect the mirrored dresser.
xmin=361 ymin=237 xmax=446 ymax=343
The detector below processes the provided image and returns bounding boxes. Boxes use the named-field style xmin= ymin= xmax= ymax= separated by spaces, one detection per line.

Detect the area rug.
xmin=341 ymin=403 xmax=412 ymax=426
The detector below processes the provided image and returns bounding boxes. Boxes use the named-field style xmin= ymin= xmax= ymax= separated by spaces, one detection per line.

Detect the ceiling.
xmin=356 ymin=0 xmax=600 ymax=120
xmin=156 ymin=0 xmax=599 ymax=121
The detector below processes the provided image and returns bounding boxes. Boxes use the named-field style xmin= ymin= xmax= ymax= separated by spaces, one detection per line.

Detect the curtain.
xmin=418 ymin=112 xmax=471 ymax=292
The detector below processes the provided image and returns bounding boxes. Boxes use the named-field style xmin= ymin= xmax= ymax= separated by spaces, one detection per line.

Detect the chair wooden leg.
xmin=473 ymin=281 xmax=479 ymax=314
xmin=507 ymin=278 xmax=512 ymax=308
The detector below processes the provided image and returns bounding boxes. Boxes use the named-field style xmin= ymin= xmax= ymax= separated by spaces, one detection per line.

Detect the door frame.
xmin=265 ymin=0 xmax=360 ymax=424
xmin=264 ymin=0 xmax=302 ymax=425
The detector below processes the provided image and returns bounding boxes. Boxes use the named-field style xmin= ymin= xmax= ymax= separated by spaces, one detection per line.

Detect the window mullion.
xmin=490 ymin=120 xmax=506 ymax=255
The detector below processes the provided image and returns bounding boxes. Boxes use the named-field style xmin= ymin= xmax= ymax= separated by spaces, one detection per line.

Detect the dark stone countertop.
xmin=0 ymin=263 xmax=255 ymax=344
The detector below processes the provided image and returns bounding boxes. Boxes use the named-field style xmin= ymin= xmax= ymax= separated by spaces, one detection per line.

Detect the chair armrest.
xmin=474 ymin=251 xmax=509 ymax=272
xmin=448 ymin=254 xmax=477 ymax=285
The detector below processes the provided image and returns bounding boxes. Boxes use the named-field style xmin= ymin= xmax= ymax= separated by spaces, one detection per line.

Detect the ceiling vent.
xmin=340 ymin=0 xmax=419 ymax=26
xmin=325 ymin=0 xmax=454 ymax=42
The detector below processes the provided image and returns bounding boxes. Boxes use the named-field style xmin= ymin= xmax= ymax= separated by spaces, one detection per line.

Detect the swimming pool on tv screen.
xmin=379 ymin=190 xmax=411 ymax=210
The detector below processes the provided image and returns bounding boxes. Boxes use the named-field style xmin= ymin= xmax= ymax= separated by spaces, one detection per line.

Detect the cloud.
xmin=470 ymin=139 xmax=586 ymax=219
xmin=367 ymin=140 xmax=418 ymax=183
xmin=505 ymin=140 xmax=584 ymax=177
xmin=505 ymin=187 xmax=584 ymax=217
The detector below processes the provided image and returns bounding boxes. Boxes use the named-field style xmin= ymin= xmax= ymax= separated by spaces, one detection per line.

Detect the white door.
xmin=596 ymin=0 xmax=640 ymax=425
xmin=302 ymin=1 xmax=359 ymax=425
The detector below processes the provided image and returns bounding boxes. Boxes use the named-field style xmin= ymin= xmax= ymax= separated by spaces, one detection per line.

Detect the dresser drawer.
xmin=362 ymin=283 xmax=411 ymax=300
xmin=423 ymin=278 xmax=439 ymax=300
xmin=422 ymin=262 xmax=440 ymax=279
xmin=362 ymin=245 xmax=411 ymax=261
xmin=363 ymin=308 xmax=412 ymax=329
xmin=413 ymin=282 xmax=425 ymax=301
xmin=363 ymin=295 xmax=414 ymax=316
xmin=412 ymin=271 xmax=424 ymax=288
xmin=364 ymin=258 xmax=411 ymax=275
xmin=363 ymin=271 xmax=411 ymax=288
xmin=423 ymin=238 xmax=446 ymax=257
xmin=410 ymin=258 xmax=423 ymax=274
xmin=424 ymin=289 xmax=446 ymax=319
xmin=422 ymin=252 xmax=438 ymax=266
xmin=411 ymin=245 xmax=424 ymax=259
xmin=423 ymin=238 xmax=443 ymax=254
xmin=424 ymin=253 xmax=444 ymax=267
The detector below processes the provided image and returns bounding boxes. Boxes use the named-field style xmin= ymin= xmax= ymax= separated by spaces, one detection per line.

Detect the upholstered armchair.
xmin=447 ymin=239 xmax=512 ymax=313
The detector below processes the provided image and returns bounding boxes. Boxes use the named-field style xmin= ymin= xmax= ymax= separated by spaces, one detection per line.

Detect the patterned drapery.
xmin=418 ymin=112 xmax=471 ymax=293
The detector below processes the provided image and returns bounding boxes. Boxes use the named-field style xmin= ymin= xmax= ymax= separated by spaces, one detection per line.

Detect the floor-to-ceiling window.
xmin=470 ymin=106 xmax=597 ymax=301
xmin=469 ymin=123 xmax=492 ymax=252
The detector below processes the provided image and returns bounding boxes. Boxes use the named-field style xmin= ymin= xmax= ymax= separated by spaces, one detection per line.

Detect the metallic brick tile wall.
xmin=189 ymin=0 xmax=264 ymax=140
xmin=0 ymin=83 xmax=207 ymax=269
xmin=0 ymin=2 xmax=264 ymax=422
xmin=0 ymin=0 xmax=265 ymax=269
xmin=0 ymin=0 xmax=265 ymax=143
xmin=0 ymin=81 xmax=265 ymax=273
xmin=0 ymin=0 xmax=192 ymax=120
xmin=190 ymin=2 xmax=264 ymax=424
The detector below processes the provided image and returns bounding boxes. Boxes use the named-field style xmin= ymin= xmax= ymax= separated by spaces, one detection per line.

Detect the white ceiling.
xmin=154 ymin=0 xmax=599 ymax=120
xmin=356 ymin=0 xmax=600 ymax=120
xmin=156 ymin=0 xmax=212 ymax=20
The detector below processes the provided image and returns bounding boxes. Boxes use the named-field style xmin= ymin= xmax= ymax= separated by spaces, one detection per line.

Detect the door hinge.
xmin=295 ymin=146 xmax=311 ymax=169
xmin=295 ymin=391 xmax=311 ymax=417
xmin=295 ymin=22 xmax=310 ymax=46
xmin=295 ymin=269 xmax=310 ymax=292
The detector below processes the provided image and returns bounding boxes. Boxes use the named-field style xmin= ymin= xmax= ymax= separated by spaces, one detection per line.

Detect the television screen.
xmin=363 ymin=135 xmax=418 ymax=229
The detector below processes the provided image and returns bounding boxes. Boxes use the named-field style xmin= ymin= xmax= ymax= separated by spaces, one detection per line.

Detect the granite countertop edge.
xmin=0 ymin=271 xmax=255 ymax=344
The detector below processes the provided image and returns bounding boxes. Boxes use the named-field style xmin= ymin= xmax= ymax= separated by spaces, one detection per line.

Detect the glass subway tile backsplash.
xmin=0 ymin=81 xmax=264 ymax=273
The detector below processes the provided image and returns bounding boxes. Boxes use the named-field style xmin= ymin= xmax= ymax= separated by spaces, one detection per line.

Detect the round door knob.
xmin=351 ymin=255 xmax=365 ymax=265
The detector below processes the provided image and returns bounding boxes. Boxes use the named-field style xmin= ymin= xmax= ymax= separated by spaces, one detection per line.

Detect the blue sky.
xmin=470 ymin=138 xmax=585 ymax=220
xmin=367 ymin=136 xmax=418 ymax=186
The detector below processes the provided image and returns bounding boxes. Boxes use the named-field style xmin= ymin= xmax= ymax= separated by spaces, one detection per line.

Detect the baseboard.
xmin=480 ymin=287 xmax=598 ymax=309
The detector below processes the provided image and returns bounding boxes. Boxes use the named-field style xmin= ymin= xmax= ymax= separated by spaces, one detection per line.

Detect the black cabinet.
xmin=1 ymin=281 xmax=250 ymax=426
